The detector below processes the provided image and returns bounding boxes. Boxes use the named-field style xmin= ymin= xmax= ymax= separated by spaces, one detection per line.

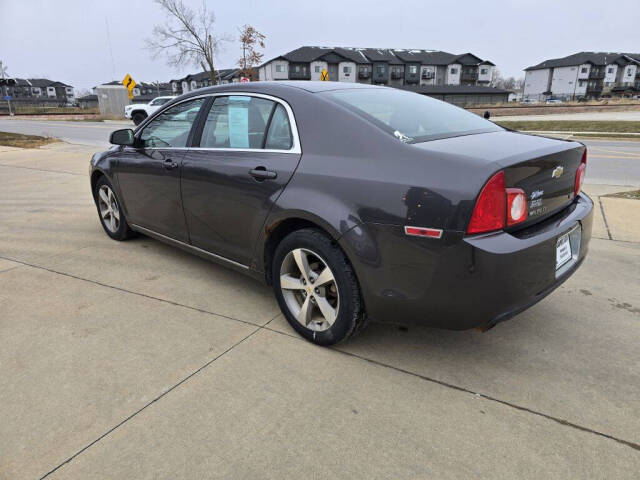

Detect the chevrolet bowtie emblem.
xmin=552 ymin=166 xmax=564 ymax=178
xmin=551 ymin=166 xmax=564 ymax=178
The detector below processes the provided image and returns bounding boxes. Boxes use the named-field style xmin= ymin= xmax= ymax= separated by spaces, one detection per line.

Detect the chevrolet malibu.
xmin=90 ymin=81 xmax=593 ymax=346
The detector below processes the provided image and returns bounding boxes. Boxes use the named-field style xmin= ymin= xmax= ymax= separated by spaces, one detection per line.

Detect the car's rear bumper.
xmin=339 ymin=192 xmax=593 ymax=330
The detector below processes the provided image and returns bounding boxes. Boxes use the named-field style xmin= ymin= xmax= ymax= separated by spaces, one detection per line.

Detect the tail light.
xmin=467 ymin=171 xmax=506 ymax=234
xmin=506 ymin=188 xmax=527 ymax=226
xmin=467 ymin=171 xmax=528 ymax=234
xmin=574 ymin=149 xmax=587 ymax=196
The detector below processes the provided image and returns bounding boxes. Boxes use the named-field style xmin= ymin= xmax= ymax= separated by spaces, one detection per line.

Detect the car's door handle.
xmin=249 ymin=167 xmax=277 ymax=180
xmin=163 ymin=158 xmax=178 ymax=170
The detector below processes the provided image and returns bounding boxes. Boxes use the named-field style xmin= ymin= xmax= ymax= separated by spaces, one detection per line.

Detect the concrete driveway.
xmin=1 ymin=144 xmax=639 ymax=479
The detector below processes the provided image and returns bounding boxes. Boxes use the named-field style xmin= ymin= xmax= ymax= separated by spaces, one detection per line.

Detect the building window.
xmin=627 ymin=70 xmax=633 ymax=76
xmin=275 ymin=64 xmax=284 ymax=73
xmin=608 ymin=67 xmax=614 ymax=74
xmin=343 ymin=66 xmax=351 ymax=73
xmin=450 ymin=68 xmax=458 ymax=74
xmin=315 ymin=65 xmax=321 ymax=73
xmin=359 ymin=66 xmax=368 ymax=73
xmin=480 ymin=68 xmax=488 ymax=75
xmin=581 ymin=67 xmax=588 ymax=73
xmin=376 ymin=65 xmax=386 ymax=74
xmin=409 ymin=65 xmax=418 ymax=74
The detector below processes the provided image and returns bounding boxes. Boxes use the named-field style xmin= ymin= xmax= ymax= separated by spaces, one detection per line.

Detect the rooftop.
xmin=525 ymin=52 xmax=640 ymax=71
xmin=261 ymin=46 xmax=494 ymax=67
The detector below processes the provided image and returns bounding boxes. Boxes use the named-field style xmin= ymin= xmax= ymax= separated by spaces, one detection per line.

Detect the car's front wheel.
xmin=272 ymin=229 xmax=367 ymax=346
xmin=94 ymin=176 xmax=134 ymax=241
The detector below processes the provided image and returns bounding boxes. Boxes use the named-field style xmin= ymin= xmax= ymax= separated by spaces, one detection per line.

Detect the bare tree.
xmin=146 ymin=0 xmax=228 ymax=85
xmin=490 ymin=69 xmax=524 ymax=91
xmin=237 ymin=25 xmax=265 ymax=80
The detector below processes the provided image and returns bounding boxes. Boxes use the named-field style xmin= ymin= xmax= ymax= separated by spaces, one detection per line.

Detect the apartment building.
xmin=1 ymin=78 xmax=74 ymax=104
xmin=258 ymin=46 xmax=495 ymax=87
xmin=170 ymin=68 xmax=241 ymax=95
xmin=523 ymin=52 xmax=640 ymax=100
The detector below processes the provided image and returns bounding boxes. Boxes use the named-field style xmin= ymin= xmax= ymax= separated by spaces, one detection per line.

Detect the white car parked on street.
xmin=124 ymin=96 xmax=175 ymax=125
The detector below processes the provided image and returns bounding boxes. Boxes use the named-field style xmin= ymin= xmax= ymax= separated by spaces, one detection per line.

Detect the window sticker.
xmin=228 ymin=102 xmax=249 ymax=148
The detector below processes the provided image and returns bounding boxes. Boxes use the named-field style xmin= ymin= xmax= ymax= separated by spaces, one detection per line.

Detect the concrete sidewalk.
xmin=1 ymin=144 xmax=639 ymax=479
xmin=583 ymin=184 xmax=640 ymax=243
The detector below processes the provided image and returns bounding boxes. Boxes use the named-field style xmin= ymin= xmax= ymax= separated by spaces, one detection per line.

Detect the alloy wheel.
xmin=97 ymin=185 xmax=121 ymax=233
xmin=279 ymin=248 xmax=340 ymax=332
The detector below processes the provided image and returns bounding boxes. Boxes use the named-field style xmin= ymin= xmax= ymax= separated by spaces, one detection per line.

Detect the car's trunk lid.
xmin=503 ymin=146 xmax=583 ymax=229
xmin=411 ymin=130 xmax=585 ymax=230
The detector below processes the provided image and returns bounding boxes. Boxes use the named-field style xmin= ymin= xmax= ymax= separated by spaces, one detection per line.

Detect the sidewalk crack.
xmin=598 ymin=196 xmax=613 ymax=240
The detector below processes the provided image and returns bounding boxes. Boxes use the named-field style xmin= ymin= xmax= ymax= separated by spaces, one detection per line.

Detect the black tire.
xmin=132 ymin=111 xmax=147 ymax=126
xmin=94 ymin=176 xmax=135 ymax=241
xmin=272 ymin=228 xmax=367 ymax=346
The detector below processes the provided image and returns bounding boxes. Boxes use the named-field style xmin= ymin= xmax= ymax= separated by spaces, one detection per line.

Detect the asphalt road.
xmin=1 ymin=118 xmax=639 ymax=186
xmin=1 ymin=143 xmax=639 ymax=479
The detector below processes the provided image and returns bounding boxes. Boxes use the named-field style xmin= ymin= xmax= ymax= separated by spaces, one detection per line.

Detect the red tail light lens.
xmin=506 ymin=188 xmax=527 ymax=226
xmin=467 ymin=171 xmax=506 ymax=234
xmin=574 ymin=149 xmax=587 ymax=196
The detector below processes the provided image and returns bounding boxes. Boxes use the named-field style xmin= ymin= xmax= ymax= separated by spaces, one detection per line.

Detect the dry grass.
xmin=605 ymin=189 xmax=640 ymax=200
xmin=13 ymin=106 xmax=99 ymax=115
xmin=495 ymin=120 xmax=640 ymax=133
xmin=0 ymin=131 xmax=59 ymax=148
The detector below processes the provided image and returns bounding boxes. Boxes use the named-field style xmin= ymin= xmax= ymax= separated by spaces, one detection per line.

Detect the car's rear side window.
xmin=265 ymin=104 xmax=293 ymax=150
xmin=200 ymin=96 xmax=275 ymax=149
xmin=322 ymin=88 xmax=503 ymax=143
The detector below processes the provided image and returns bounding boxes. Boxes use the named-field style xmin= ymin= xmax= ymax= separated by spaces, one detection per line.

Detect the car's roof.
xmin=191 ymin=80 xmax=384 ymax=96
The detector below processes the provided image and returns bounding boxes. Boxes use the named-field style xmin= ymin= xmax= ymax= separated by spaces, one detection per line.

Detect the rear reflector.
xmin=404 ymin=226 xmax=443 ymax=239
xmin=467 ymin=171 xmax=506 ymax=234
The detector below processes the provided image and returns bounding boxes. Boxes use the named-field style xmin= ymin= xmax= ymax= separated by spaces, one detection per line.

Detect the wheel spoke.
xmin=99 ymin=188 xmax=109 ymax=204
xmin=108 ymin=189 xmax=115 ymax=205
xmin=109 ymin=215 xmax=116 ymax=232
xmin=298 ymin=296 xmax=313 ymax=326
xmin=292 ymin=249 xmax=311 ymax=282
xmin=112 ymin=207 xmax=120 ymax=220
xmin=314 ymin=267 xmax=334 ymax=287
xmin=100 ymin=207 xmax=110 ymax=219
xmin=315 ymin=295 xmax=337 ymax=326
xmin=280 ymin=273 xmax=304 ymax=290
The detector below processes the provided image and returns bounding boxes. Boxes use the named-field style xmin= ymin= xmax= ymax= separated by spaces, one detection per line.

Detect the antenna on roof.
xmin=105 ymin=17 xmax=117 ymax=81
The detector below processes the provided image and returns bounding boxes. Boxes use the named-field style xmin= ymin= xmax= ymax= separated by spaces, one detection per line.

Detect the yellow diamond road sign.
xmin=320 ymin=69 xmax=329 ymax=81
xmin=122 ymin=74 xmax=136 ymax=99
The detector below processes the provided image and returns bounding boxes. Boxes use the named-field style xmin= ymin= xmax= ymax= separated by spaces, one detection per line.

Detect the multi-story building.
xmin=170 ymin=68 xmax=241 ymax=95
xmin=258 ymin=46 xmax=495 ymax=87
xmin=523 ymin=52 xmax=640 ymax=100
xmin=1 ymin=78 xmax=74 ymax=104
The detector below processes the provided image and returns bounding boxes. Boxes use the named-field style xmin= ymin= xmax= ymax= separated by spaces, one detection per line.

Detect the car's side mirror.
xmin=110 ymin=128 xmax=135 ymax=146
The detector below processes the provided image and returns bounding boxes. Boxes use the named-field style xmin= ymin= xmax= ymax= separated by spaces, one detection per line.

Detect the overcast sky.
xmin=2 ymin=0 xmax=639 ymax=91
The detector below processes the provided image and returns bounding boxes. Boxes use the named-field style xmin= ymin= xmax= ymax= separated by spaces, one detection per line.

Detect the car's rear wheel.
xmin=272 ymin=229 xmax=367 ymax=345
xmin=132 ymin=112 xmax=147 ymax=125
xmin=94 ymin=176 xmax=134 ymax=241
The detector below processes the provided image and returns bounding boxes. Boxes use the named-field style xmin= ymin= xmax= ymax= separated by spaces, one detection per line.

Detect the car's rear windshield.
xmin=321 ymin=88 xmax=503 ymax=144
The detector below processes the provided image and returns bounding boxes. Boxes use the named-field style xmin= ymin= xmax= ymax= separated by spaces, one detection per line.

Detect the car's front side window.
xmin=200 ymin=96 xmax=276 ymax=149
xmin=139 ymin=98 xmax=205 ymax=148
